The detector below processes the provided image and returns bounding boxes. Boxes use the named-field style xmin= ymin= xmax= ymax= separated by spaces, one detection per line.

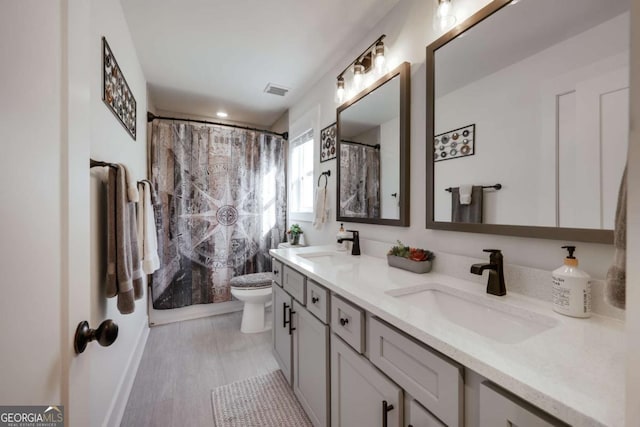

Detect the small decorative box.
xmin=387 ymin=255 xmax=433 ymax=274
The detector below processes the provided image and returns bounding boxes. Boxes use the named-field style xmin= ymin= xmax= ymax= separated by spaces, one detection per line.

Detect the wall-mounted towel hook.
xmin=318 ymin=170 xmax=331 ymax=188
xmin=445 ymin=183 xmax=502 ymax=192
xmin=74 ymin=319 xmax=118 ymax=354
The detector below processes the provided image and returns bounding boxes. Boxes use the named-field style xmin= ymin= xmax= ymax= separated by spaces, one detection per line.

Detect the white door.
xmin=0 ymin=1 xmax=91 ymax=426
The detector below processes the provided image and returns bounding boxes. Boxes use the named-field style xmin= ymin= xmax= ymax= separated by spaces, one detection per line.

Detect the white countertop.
xmin=270 ymin=245 xmax=625 ymax=427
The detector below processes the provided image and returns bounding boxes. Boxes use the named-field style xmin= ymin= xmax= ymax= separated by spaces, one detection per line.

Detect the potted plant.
xmin=387 ymin=241 xmax=435 ymax=273
xmin=287 ymin=224 xmax=303 ymax=245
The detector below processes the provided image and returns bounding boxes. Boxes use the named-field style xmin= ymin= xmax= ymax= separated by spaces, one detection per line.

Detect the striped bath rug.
xmin=211 ymin=370 xmax=312 ymax=427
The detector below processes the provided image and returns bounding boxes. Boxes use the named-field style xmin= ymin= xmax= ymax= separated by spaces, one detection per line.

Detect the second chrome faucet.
xmin=471 ymin=249 xmax=506 ymax=296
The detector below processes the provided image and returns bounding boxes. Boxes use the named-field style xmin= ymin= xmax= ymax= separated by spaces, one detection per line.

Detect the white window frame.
xmin=288 ymin=106 xmax=320 ymax=222
xmin=289 ymin=129 xmax=315 ymax=221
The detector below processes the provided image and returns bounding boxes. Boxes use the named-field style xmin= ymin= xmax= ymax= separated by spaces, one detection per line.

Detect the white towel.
xmin=122 ymin=163 xmax=139 ymax=203
xmin=312 ymin=187 xmax=329 ymax=230
xmin=459 ymin=184 xmax=472 ymax=205
xmin=137 ymin=181 xmax=160 ymax=274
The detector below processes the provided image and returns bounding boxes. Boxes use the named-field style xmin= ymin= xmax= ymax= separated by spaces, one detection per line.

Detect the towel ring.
xmin=318 ymin=170 xmax=331 ymax=188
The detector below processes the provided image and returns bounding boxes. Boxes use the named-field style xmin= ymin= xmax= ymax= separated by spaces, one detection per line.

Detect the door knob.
xmin=74 ymin=319 xmax=118 ymax=354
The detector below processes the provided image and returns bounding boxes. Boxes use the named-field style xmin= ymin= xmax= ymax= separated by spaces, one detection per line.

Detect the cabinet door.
xmin=293 ymin=301 xmax=330 ymax=427
xmin=273 ymin=284 xmax=293 ymax=384
xmin=480 ymin=382 xmax=569 ymax=427
xmin=406 ymin=398 xmax=445 ymax=427
xmin=331 ymin=333 xmax=402 ymax=427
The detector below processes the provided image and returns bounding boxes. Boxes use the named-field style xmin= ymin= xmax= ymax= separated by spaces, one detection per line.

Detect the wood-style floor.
xmin=121 ymin=310 xmax=277 ymax=426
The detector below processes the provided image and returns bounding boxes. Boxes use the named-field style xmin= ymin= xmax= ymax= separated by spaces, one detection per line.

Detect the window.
xmin=289 ymin=128 xmax=314 ymax=218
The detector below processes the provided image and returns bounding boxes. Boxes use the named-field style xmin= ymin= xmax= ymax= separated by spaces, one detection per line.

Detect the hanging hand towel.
xmin=451 ymin=186 xmax=483 ymax=223
xmin=459 ymin=184 xmax=473 ymax=205
xmin=606 ymin=166 xmax=626 ymax=309
xmin=121 ymin=163 xmax=139 ymax=203
xmin=312 ymin=186 xmax=329 ymax=230
xmin=137 ymin=181 xmax=160 ymax=274
xmin=106 ymin=167 xmax=118 ymax=298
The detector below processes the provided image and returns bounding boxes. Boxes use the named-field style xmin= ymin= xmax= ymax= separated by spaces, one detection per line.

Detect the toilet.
xmin=230 ymin=272 xmax=273 ymax=333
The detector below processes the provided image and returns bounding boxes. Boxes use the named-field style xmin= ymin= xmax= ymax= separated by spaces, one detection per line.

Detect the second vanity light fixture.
xmin=335 ymin=34 xmax=386 ymax=104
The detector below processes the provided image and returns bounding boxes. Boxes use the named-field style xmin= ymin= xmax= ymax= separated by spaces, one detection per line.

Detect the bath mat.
xmin=211 ymin=370 xmax=312 ymax=427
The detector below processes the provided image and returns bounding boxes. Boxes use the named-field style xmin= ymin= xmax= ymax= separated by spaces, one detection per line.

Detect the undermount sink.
xmin=386 ymin=283 xmax=557 ymax=344
xmin=297 ymin=251 xmax=358 ymax=269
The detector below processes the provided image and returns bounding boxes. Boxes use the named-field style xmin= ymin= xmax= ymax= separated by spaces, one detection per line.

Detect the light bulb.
xmin=335 ymin=76 xmax=345 ymax=103
xmin=353 ymin=62 xmax=364 ymax=90
xmin=434 ymin=0 xmax=456 ymax=31
xmin=373 ymin=40 xmax=386 ymax=73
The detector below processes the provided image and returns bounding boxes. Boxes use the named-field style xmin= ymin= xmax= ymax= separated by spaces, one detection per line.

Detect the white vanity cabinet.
xmin=406 ymin=398 xmax=445 ymax=427
xmin=292 ymin=300 xmax=330 ymax=427
xmin=479 ymin=382 xmax=569 ymax=427
xmin=272 ymin=283 xmax=293 ymax=384
xmin=331 ymin=333 xmax=403 ymax=427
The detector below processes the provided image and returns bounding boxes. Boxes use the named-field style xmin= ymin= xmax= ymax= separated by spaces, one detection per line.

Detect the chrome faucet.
xmin=337 ymin=230 xmax=360 ymax=256
xmin=470 ymin=249 xmax=506 ymax=296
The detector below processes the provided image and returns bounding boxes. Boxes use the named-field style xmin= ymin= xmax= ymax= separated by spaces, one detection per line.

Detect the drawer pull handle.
xmin=288 ymin=308 xmax=296 ymax=335
xmin=312 ymin=296 xmax=319 ymax=304
xmin=382 ymin=400 xmax=394 ymax=427
xmin=339 ymin=317 xmax=349 ymax=326
xmin=283 ymin=303 xmax=290 ymax=329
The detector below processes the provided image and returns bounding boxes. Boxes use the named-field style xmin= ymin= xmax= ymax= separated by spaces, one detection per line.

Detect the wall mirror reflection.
xmin=337 ymin=61 xmax=410 ymax=226
xmin=426 ymin=0 xmax=630 ymax=243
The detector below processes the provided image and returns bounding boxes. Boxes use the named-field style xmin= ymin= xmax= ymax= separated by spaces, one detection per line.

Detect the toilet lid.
xmin=230 ymin=272 xmax=273 ymax=289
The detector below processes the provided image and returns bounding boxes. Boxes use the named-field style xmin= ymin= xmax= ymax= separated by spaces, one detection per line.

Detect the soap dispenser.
xmin=336 ymin=223 xmax=350 ymax=251
xmin=552 ymin=245 xmax=591 ymax=318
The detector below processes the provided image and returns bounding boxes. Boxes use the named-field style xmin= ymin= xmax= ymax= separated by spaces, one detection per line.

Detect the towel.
xmin=312 ymin=187 xmax=329 ymax=229
xmin=459 ymin=184 xmax=473 ymax=205
xmin=606 ymin=167 xmax=626 ymax=309
xmin=137 ymin=181 xmax=160 ymax=274
xmin=106 ymin=164 xmax=144 ymax=314
xmin=121 ymin=163 xmax=139 ymax=203
xmin=451 ymin=186 xmax=483 ymax=223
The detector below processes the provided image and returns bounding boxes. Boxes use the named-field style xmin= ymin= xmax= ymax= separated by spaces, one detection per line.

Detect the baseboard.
xmin=103 ymin=320 xmax=150 ymax=427
xmin=148 ymin=299 xmax=244 ymax=326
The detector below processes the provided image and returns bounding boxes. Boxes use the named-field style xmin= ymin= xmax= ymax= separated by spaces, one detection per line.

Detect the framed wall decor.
xmin=320 ymin=122 xmax=337 ymax=162
xmin=102 ymin=37 xmax=137 ymax=140
xmin=433 ymin=124 xmax=475 ymax=162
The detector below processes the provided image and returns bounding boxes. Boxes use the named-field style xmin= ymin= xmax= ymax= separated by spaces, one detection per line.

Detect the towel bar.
xmin=445 ymin=184 xmax=501 ymax=192
xmin=317 ymin=170 xmax=331 ymax=188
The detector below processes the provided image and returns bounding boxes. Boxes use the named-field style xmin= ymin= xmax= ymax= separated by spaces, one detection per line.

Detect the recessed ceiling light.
xmin=216 ymin=111 xmax=228 ymax=118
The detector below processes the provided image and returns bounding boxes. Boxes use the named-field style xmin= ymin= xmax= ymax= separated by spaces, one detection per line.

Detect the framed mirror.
xmin=337 ymin=61 xmax=410 ymax=226
xmin=426 ymin=0 xmax=630 ymax=243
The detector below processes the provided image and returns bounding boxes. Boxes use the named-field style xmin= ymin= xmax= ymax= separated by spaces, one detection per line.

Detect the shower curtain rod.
xmin=147 ymin=112 xmax=288 ymax=140
xmin=341 ymin=140 xmax=381 ymax=150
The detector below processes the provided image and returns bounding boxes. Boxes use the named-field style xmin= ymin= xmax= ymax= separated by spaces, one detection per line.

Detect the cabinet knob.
xmin=312 ymin=296 xmax=319 ymax=304
xmin=339 ymin=317 xmax=349 ymax=326
xmin=273 ymin=269 xmax=279 ymax=275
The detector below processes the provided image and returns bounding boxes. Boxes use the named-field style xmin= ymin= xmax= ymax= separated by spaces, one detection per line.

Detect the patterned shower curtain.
xmin=149 ymin=121 xmax=286 ymax=309
xmin=339 ymin=142 xmax=381 ymax=218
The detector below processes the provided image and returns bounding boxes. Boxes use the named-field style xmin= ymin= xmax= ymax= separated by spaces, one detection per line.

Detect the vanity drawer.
xmin=368 ymin=317 xmax=463 ymax=427
xmin=272 ymin=259 xmax=283 ymax=287
xmin=306 ymin=280 xmax=329 ymax=324
xmin=283 ymin=266 xmax=306 ymax=304
xmin=330 ymin=294 xmax=365 ymax=353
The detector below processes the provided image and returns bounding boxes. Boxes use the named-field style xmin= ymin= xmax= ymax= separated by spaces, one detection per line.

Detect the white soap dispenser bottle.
xmin=552 ymin=245 xmax=591 ymax=318
xmin=336 ymin=223 xmax=349 ymax=251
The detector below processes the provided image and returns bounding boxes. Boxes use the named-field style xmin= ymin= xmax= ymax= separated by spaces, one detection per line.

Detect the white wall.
xmin=288 ymin=0 xmax=617 ymax=281
xmin=89 ymin=1 xmax=149 ymax=425
xmin=433 ymin=14 xmax=629 ymax=227
xmin=0 ymin=0 xmax=64 ymax=406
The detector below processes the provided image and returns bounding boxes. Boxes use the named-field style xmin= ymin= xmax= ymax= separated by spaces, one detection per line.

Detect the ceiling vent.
xmin=264 ymin=83 xmax=289 ymax=97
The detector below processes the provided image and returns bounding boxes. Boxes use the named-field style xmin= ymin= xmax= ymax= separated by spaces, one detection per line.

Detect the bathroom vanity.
xmin=270 ymin=246 xmax=624 ymax=427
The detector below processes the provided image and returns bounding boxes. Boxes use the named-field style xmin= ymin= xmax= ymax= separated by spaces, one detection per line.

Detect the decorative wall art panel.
xmin=320 ymin=122 xmax=337 ymax=162
xmin=102 ymin=37 xmax=137 ymax=140
xmin=434 ymin=124 xmax=475 ymax=162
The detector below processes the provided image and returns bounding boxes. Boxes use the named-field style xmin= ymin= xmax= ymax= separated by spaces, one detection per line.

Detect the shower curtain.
xmin=149 ymin=121 xmax=286 ymax=309
xmin=339 ymin=142 xmax=381 ymax=218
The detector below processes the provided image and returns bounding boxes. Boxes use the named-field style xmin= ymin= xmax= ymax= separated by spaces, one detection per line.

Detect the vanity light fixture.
xmin=334 ymin=34 xmax=386 ymax=104
xmin=434 ymin=0 xmax=457 ymax=31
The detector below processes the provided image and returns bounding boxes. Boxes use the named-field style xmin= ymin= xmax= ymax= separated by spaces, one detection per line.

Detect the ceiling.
xmin=121 ymin=0 xmax=400 ymax=127
xmin=435 ymin=0 xmax=630 ymax=97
